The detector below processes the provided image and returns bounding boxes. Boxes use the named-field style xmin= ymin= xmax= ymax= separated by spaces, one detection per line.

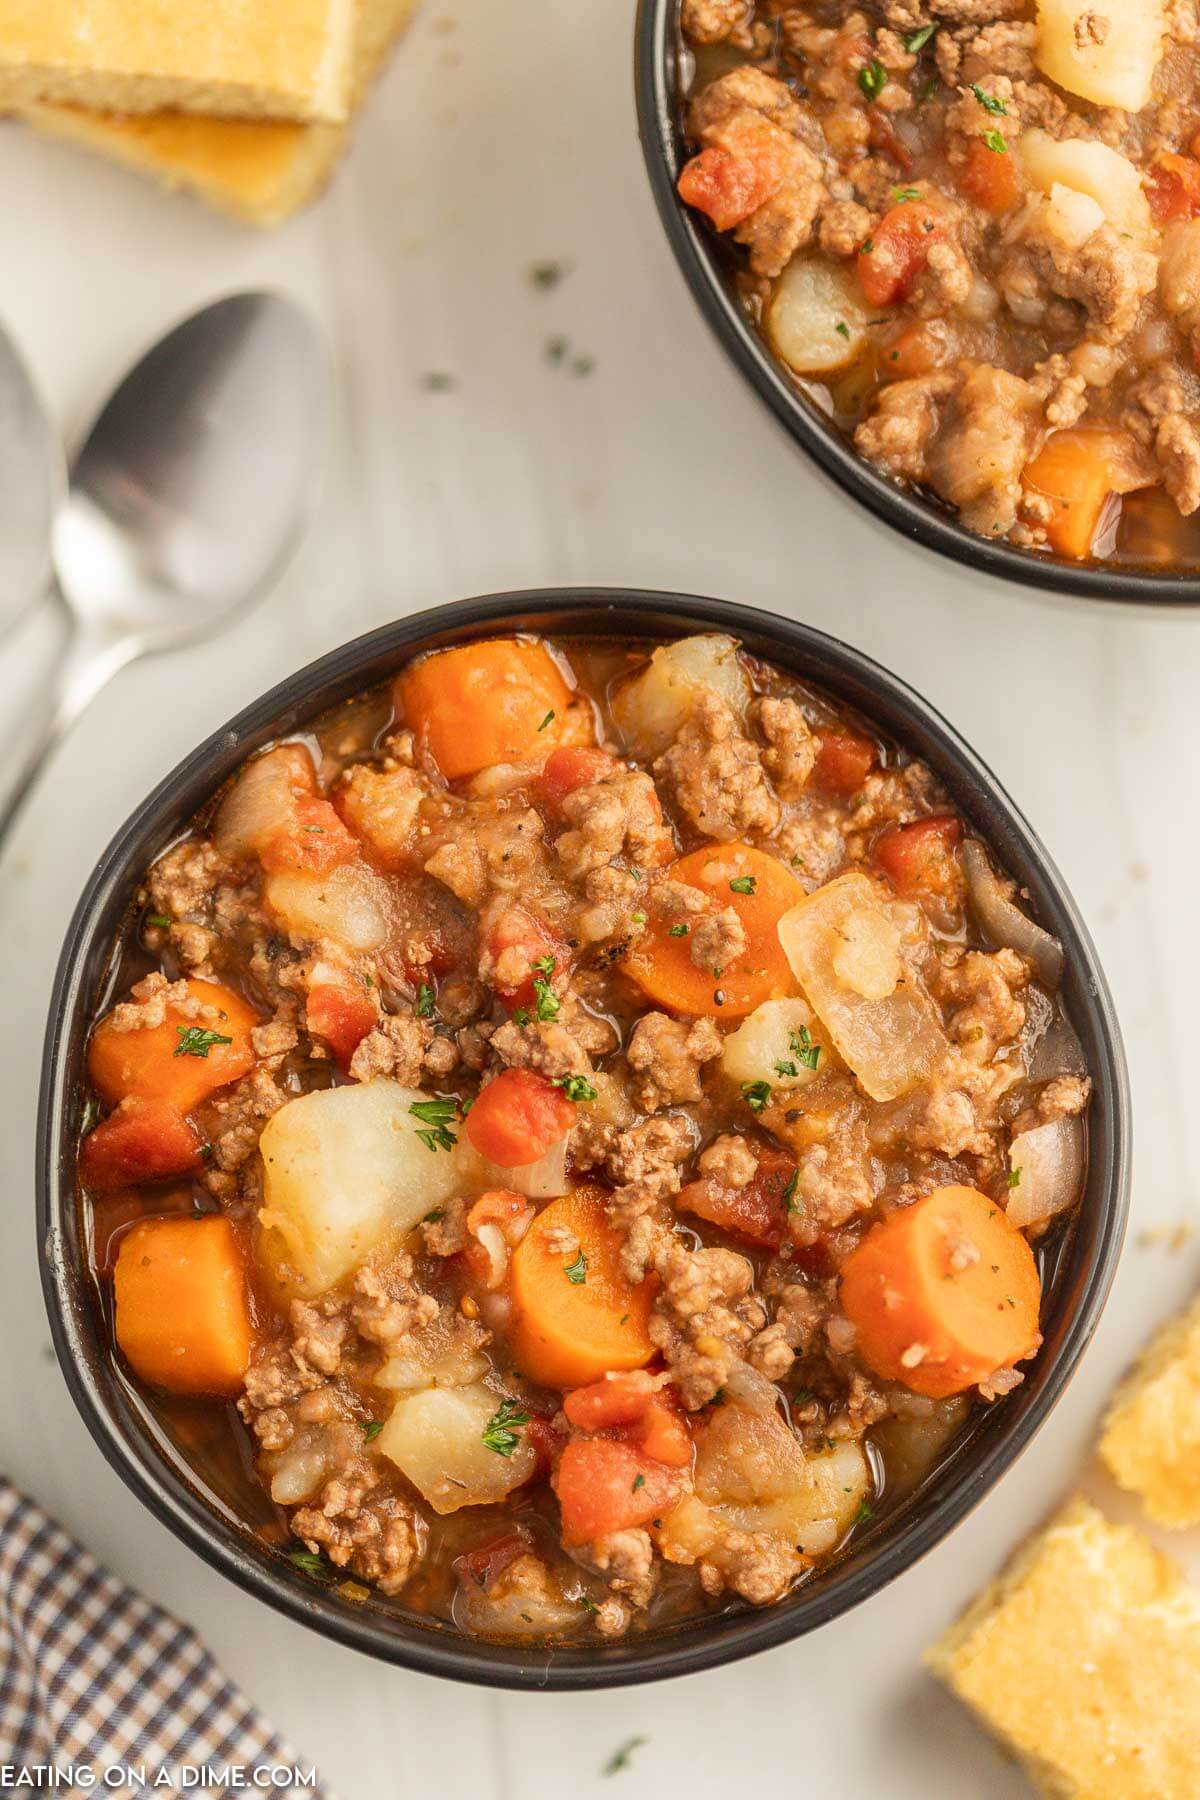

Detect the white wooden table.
xmin=2 ymin=3 xmax=1199 ymax=1793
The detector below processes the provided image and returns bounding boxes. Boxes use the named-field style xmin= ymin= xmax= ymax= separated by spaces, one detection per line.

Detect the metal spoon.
xmin=0 ymin=290 xmax=329 ymax=841
xmin=0 ymin=319 xmax=65 ymax=639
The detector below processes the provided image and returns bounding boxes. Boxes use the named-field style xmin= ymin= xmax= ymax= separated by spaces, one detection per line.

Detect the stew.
xmin=77 ymin=630 xmax=1091 ymax=1641
xmin=676 ymin=0 xmax=1200 ymax=567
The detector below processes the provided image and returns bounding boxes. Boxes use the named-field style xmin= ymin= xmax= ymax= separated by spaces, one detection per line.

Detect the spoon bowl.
xmin=0 ymin=290 xmax=328 ymax=840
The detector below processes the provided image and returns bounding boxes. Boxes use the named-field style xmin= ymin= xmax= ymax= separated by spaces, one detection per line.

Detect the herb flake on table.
xmin=421 ymin=370 xmax=455 ymax=392
xmin=603 ymin=1737 xmax=647 ymax=1777
xmin=528 ymin=259 xmax=571 ymax=291
xmin=173 ymin=1025 xmax=233 ymax=1059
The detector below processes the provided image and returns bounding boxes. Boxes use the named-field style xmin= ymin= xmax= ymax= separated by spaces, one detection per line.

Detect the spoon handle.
xmin=0 ymin=597 xmax=135 ymax=846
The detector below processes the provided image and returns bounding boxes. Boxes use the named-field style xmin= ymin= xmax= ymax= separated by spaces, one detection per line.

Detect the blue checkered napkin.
xmin=0 ymin=1479 xmax=334 ymax=1796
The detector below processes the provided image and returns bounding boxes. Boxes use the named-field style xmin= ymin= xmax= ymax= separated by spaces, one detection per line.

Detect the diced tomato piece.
xmin=553 ymin=1438 xmax=684 ymax=1545
xmin=1146 ymin=152 xmax=1200 ymax=223
xmin=959 ymin=135 xmax=1020 ymax=215
xmin=873 ymin=815 xmax=962 ymax=898
xmin=537 ymin=746 xmax=616 ymax=812
xmin=80 ymin=1099 xmax=202 ymax=1192
xmin=678 ymin=1143 xmax=796 ymax=1250
xmin=636 ymin=1395 xmax=693 ymax=1468
xmin=564 ymin=1371 xmax=662 ymax=1431
xmin=525 ymin=1413 xmax=567 ymax=1478
xmin=857 ymin=201 xmax=946 ymax=308
xmin=811 ymin=728 xmax=878 ymax=796
xmin=465 ymin=1068 xmax=576 ymax=1168
xmin=259 ymin=797 xmax=360 ymax=876
xmin=481 ymin=903 xmax=564 ymax=1012
xmin=306 ymin=981 xmax=378 ymax=1070
xmin=453 ymin=1531 xmax=532 ymax=1593
xmin=677 ymin=124 xmax=786 ymax=232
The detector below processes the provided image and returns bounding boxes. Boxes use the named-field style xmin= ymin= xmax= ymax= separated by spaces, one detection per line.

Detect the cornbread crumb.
xmin=1099 ymin=1294 xmax=1200 ymax=1528
xmin=927 ymin=1497 xmax=1200 ymax=1799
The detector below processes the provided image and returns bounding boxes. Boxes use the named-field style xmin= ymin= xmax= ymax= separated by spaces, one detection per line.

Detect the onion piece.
xmin=465 ymin=1135 xmax=571 ymax=1201
xmin=1006 ymin=1115 xmax=1085 ymax=1230
xmin=1029 ymin=1015 xmax=1089 ymax=1083
xmin=961 ymin=840 xmax=1064 ymax=991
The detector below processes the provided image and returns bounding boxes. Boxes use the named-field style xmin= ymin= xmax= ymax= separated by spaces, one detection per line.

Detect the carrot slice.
xmin=623 ymin=843 xmax=802 ymax=1020
xmin=80 ymin=1098 xmax=202 ymax=1191
xmin=113 ymin=1214 xmax=252 ymax=1397
xmin=1023 ymin=428 xmax=1152 ymax=561
xmin=88 ymin=978 xmax=258 ymax=1115
xmin=838 ymin=1185 xmax=1042 ymax=1398
xmin=554 ymin=1438 xmax=685 ymax=1545
xmin=465 ymin=1068 xmax=576 ymax=1168
xmin=396 ymin=639 xmax=582 ymax=780
xmin=508 ymin=1189 xmax=655 ymax=1388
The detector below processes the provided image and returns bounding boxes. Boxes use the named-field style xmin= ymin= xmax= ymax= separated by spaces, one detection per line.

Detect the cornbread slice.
xmin=19 ymin=0 xmax=415 ymax=228
xmin=0 ymin=0 xmax=359 ymax=125
xmin=927 ymin=1498 xmax=1200 ymax=1799
xmin=1099 ymin=1294 xmax=1200 ymax=1528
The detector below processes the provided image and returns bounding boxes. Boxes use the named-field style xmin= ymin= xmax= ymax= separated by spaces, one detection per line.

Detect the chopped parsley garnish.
xmin=415 ymin=982 xmax=436 ymax=1019
xmin=512 ymin=1008 xmax=532 ymax=1026
xmin=578 ymin=1596 xmax=600 ymax=1614
xmin=532 ymin=975 xmax=560 ymax=1022
xmin=858 ymin=59 xmax=887 ymax=102
xmin=603 ymin=1738 xmax=647 ymax=1778
xmin=741 ymin=1080 xmax=772 ymax=1113
xmin=173 ymin=1025 xmax=233 ymax=1059
xmin=628 ymin=867 xmax=643 ymax=881
xmin=781 ymin=1169 xmax=800 ymax=1214
xmin=361 ymin=1420 xmax=384 ymax=1442
xmin=537 ymin=710 xmax=555 ymax=732
xmin=285 ymin=1545 xmax=332 ymax=1579
xmin=983 ymin=128 xmax=1008 ymax=153
xmin=531 ymin=954 xmax=557 ymax=977
xmin=789 ymin=1025 xmax=821 ymax=1072
xmin=835 ymin=320 xmax=851 ymax=341
xmin=409 ymin=1096 xmax=458 ymax=1153
xmin=631 ymin=1472 xmax=646 ymax=1493
xmin=146 ymin=912 xmax=172 ymax=929
xmin=631 ymin=909 xmax=648 ymax=926
xmin=668 ymin=923 xmax=690 ymax=937
xmin=1008 ymin=1167 xmax=1022 ymax=1189
xmin=554 ymin=1074 xmax=598 ymax=1103
xmin=970 ymin=83 xmax=1008 ymax=115
xmin=775 ymin=1059 xmax=800 ymax=1079
xmin=855 ymin=1500 xmax=875 ymax=1526
xmin=903 ymin=23 xmax=936 ymax=51
xmin=481 ymin=1397 xmax=531 ymax=1457
xmin=729 ymin=873 xmax=757 ymax=895
xmin=564 ymin=1249 xmax=588 ymax=1285
xmin=892 ymin=186 xmax=921 ymax=203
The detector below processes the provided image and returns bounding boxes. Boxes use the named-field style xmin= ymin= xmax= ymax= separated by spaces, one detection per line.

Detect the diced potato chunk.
xmin=377 ymin=1384 xmax=537 ymax=1513
xmin=1016 ymin=131 xmax=1152 ymax=238
xmin=778 ymin=872 xmax=948 ymax=1102
xmin=767 ymin=255 xmax=876 ymax=375
xmin=832 ymin=907 xmax=901 ymax=1000
xmin=257 ymin=1081 xmax=463 ymax=1298
xmin=1035 ymin=0 xmax=1164 ymax=113
xmin=213 ymin=743 xmax=315 ymax=862
xmin=693 ymin=1402 xmax=870 ymax=1550
xmin=719 ymin=996 xmax=829 ymax=1093
xmin=611 ymin=634 xmax=751 ymax=758
xmin=264 ymin=862 xmax=393 ymax=953
xmin=374 ymin=1314 xmax=490 ymax=1392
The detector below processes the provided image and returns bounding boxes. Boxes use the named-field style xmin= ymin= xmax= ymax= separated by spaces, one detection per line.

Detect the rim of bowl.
xmin=633 ymin=0 xmax=1200 ymax=607
xmin=38 ymin=589 xmax=1130 ymax=1689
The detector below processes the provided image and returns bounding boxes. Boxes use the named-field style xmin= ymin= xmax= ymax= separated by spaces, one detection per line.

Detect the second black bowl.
xmin=634 ymin=0 xmax=1200 ymax=605
xmin=38 ymin=589 xmax=1129 ymax=1688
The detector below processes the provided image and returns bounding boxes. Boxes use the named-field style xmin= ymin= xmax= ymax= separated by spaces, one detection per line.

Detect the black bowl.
xmin=38 ymin=590 xmax=1130 ymax=1688
xmin=634 ymin=1 xmax=1200 ymax=605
